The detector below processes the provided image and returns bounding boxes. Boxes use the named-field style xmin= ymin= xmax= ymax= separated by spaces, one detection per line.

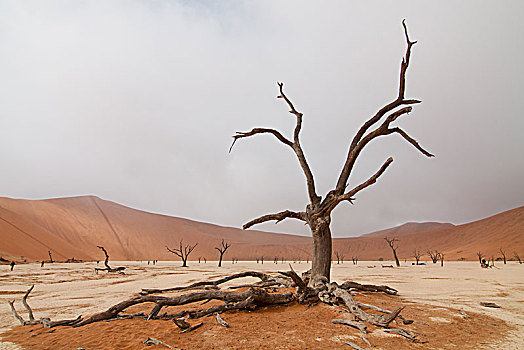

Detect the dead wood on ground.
xmin=8 ymin=269 xmax=420 ymax=345
xmin=94 ymin=246 xmax=126 ymax=274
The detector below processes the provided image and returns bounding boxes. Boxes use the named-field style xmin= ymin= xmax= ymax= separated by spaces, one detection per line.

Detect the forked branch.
xmin=335 ymin=20 xmax=430 ymax=194
xmin=166 ymin=240 xmax=198 ymax=267
xmin=321 ymin=158 xmax=393 ymax=215
xmin=216 ymin=239 xmax=231 ymax=267
xmin=230 ymin=82 xmax=320 ymax=206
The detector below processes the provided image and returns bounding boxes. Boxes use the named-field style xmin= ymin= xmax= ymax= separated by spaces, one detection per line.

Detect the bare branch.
xmin=387 ymin=127 xmax=434 ymax=157
xmin=167 ymin=240 xmax=198 ymax=267
xmin=229 ymin=128 xmax=293 ymax=153
xmin=385 ymin=237 xmax=399 ymax=249
xmin=22 ymin=285 xmax=35 ymax=321
xmin=230 ymin=83 xmax=320 ymax=205
xmin=335 ymin=20 xmax=423 ymax=194
xmin=278 ymin=82 xmax=321 ymax=204
xmin=322 ymin=158 xmax=393 ymax=214
xmin=243 ymin=209 xmax=306 ymax=230
xmin=399 ymin=19 xmax=417 ymax=100
xmin=166 ymin=245 xmax=183 ymax=259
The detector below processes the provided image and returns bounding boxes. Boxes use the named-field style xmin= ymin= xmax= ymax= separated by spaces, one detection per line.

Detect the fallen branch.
xmin=8 ymin=286 xmax=83 ymax=327
xmin=383 ymin=328 xmax=418 ymax=340
xmin=142 ymin=337 xmax=178 ymax=349
xmin=332 ymin=319 xmax=367 ymax=334
xmin=9 ymin=268 xmax=411 ymax=345
xmin=180 ymin=322 xmax=203 ymax=333
xmin=332 ymin=283 xmax=404 ymax=327
xmin=141 ymin=271 xmax=292 ymax=295
xmin=340 ymin=281 xmax=397 ymax=295
xmin=480 ymin=302 xmax=501 ymax=308
xmin=216 ymin=313 xmax=229 ymax=327
xmin=345 ymin=341 xmax=368 ymax=350
xmin=94 ymin=246 xmax=125 ymax=274
xmin=360 ymin=335 xmax=371 ymax=347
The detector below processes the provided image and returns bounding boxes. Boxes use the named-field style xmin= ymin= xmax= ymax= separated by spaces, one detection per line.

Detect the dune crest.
xmin=0 ymin=196 xmax=522 ymax=262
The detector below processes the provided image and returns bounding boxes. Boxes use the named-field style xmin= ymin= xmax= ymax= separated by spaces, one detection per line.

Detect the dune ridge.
xmin=0 ymin=196 xmax=522 ymax=262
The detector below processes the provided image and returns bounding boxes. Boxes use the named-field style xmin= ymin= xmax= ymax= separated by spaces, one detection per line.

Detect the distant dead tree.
xmin=412 ymin=249 xmax=422 ymax=265
xmin=215 ymin=239 xmax=231 ymax=267
xmin=95 ymin=246 xmax=125 ymax=274
xmin=384 ymin=237 xmax=400 ymax=267
xmin=48 ymin=250 xmax=54 ymax=263
xmin=427 ymin=250 xmax=440 ymax=264
xmin=514 ymin=252 xmax=522 ymax=264
xmin=499 ymin=249 xmax=506 ymax=264
xmin=476 ymin=252 xmax=484 ymax=266
xmin=203 ymin=257 xmax=207 ymax=264
xmin=334 ymin=251 xmax=344 ymax=264
xmin=230 ymin=21 xmax=432 ymax=283
xmin=166 ymin=240 xmax=198 ymax=267
xmin=438 ymin=252 xmax=444 ymax=267
xmin=352 ymin=256 xmax=359 ymax=265
xmin=198 ymin=257 xmax=201 ymax=263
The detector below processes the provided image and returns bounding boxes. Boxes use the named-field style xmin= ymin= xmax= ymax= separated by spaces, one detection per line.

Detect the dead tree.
xmin=48 ymin=250 xmax=54 ymax=263
xmin=8 ymin=23 xmax=429 ymax=346
xmin=215 ymin=239 xmax=231 ymax=267
xmin=384 ymin=237 xmax=401 ymax=267
xmin=427 ymin=250 xmax=440 ymax=264
xmin=352 ymin=256 xmax=359 ymax=265
xmin=514 ymin=252 xmax=522 ymax=264
xmin=438 ymin=253 xmax=444 ymax=267
xmin=230 ymin=21 xmax=432 ymax=283
xmin=166 ymin=240 xmax=198 ymax=267
xmin=334 ymin=251 xmax=344 ymax=264
xmin=94 ymin=246 xmax=125 ymax=274
xmin=499 ymin=249 xmax=506 ymax=264
xmin=477 ymin=252 xmax=484 ymax=266
xmin=412 ymin=249 xmax=422 ymax=265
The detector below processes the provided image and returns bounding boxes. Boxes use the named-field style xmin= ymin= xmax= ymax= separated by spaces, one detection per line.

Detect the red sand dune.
xmin=0 ymin=196 xmax=522 ymax=262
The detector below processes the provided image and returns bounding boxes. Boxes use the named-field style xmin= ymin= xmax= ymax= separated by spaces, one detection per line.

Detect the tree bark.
xmin=393 ymin=250 xmax=400 ymax=268
xmin=311 ymin=221 xmax=332 ymax=283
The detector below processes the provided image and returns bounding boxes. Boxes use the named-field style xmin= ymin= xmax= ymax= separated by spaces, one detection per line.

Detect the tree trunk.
xmin=311 ymin=222 xmax=332 ymax=283
xmin=393 ymin=250 xmax=400 ymax=267
xmin=218 ymin=254 xmax=223 ymax=267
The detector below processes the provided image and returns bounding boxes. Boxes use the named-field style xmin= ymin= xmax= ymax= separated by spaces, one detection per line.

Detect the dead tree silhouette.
xmin=230 ymin=20 xmax=432 ymax=283
xmin=166 ymin=240 xmax=198 ymax=267
xmin=215 ymin=239 xmax=231 ymax=267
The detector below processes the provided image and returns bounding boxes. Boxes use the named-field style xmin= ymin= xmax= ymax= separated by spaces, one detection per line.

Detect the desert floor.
xmin=0 ymin=261 xmax=523 ymax=349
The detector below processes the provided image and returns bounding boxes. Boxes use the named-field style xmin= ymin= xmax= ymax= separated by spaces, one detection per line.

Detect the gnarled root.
xmin=9 ymin=269 xmax=406 ymax=339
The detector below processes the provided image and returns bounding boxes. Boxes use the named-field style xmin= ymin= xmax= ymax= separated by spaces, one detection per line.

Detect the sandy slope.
xmin=0 ymin=196 xmax=523 ymax=262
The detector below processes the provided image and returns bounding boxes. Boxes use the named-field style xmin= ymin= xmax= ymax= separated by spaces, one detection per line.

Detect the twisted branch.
xmin=229 ymin=128 xmax=293 ymax=152
xmin=243 ymin=209 xmax=306 ymax=230
xmin=230 ymin=82 xmax=320 ymax=208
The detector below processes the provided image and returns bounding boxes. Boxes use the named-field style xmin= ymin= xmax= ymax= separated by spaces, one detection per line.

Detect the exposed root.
xmin=8 ymin=269 xmax=413 ymax=343
xmin=141 ymin=271 xmax=293 ymax=295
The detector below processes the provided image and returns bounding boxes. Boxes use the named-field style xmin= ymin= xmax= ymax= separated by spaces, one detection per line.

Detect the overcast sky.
xmin=1 ymin=1 xmax=523 ymax=237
